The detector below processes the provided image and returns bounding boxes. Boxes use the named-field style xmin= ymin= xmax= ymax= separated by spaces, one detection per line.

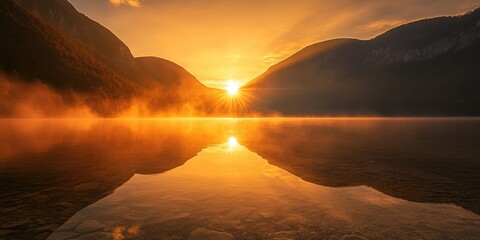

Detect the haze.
xmin=69 ymin=0 xmax=480 ymax=89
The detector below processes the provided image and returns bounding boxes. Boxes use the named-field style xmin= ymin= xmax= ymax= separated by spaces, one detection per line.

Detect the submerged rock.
xmin=187 ymin=227 xmax=235 ymax=240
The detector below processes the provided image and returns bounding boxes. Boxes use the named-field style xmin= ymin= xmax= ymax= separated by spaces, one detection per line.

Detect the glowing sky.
xmin=68 ymin=0 xmax=480 ymax=88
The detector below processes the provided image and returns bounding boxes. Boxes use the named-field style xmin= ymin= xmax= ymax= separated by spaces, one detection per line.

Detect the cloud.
xmin=109 ymin=0 xmax=141 ymax=8
xmin=355 ymin=19 xmax=407 ymax=37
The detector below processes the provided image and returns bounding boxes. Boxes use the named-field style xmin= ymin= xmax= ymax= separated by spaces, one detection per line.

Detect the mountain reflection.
xmin=0 ymin=119 xmax=227 ymax=239
xmin=49 ymin=134 xmax=480 ymax=240
xmin=1 ymin=119 xmax=480 ymax=239
xmin=238 ymin=119 xmax=480 ymax=215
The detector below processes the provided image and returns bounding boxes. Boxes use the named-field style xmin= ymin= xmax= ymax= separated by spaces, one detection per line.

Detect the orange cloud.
xmin=355 ymin=19 xmax=407 ymax=36
xmin=109 ymin=0 xmax=140 ymax=8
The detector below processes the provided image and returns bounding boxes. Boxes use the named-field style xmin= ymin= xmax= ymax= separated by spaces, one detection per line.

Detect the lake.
xmin=1 ymin=119 xmax=479 ymax=240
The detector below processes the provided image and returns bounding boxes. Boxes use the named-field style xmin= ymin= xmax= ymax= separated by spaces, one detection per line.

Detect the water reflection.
xmin=238 ymin=119 xmax=480 ymax=215
xmin=49 ymin=136 xmax=480 ymax=239
xmin=0 ymin=119 xmax=479 ymax=239
xmin=0 ymin=119 xmax=228 ymax=239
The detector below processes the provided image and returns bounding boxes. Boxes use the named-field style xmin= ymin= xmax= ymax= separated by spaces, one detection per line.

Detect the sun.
xmin=225 ymin=80 xmax=240 ymax=96
xmin=216 ymin=79 xmax=253 ymax=114
xmin=228 ymin=136 xmax=238 ymax=147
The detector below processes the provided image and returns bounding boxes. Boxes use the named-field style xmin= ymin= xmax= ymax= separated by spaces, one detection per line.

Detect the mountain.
xmin=13 ymin=0 xmax=138 ymax=79
xmin=0 ymin=0 xmax=219 ymax=116
xmin=244 ymin=8 xmax=480 ymax=116
xmin=134 ymin=56 xmax=223 ymax=114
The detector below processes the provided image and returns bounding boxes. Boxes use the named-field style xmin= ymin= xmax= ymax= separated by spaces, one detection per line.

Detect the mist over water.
xmin=0 ymin=73 xmax=247 ymax=118
xmin=0 ymin=74 xmax=96 ymax=118
xmin=1 ymin=119 xmax=479 ymax=239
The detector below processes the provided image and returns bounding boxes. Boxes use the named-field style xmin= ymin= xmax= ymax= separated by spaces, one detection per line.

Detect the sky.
xmin=68 ymin=0 xmax=480 ymax=88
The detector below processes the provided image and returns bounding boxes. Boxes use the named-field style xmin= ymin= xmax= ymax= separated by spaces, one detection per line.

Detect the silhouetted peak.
xmin=14 ymin=0 xmax=135 ymax=74
xmin=245 ymin=6 xmax=480 ymax=116
xmin=373 ymin=7 xmax=480 ymax=46
xmin=469 ymin=6 xmax=480 ymax=15
xmin=135 ymin=57 xmax=205 ymax=88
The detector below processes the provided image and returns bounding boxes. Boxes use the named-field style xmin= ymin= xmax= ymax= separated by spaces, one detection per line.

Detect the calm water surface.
xmin=0 ymin=119 xmax=479 ymax=240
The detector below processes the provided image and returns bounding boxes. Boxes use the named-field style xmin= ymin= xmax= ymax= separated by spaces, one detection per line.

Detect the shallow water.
xmin=1 ymin=119 xmax=479 ymax=239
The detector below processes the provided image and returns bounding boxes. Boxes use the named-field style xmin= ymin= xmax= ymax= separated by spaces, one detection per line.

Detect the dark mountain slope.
xmin=11 ymin=0 xmax=216 ymax=91
xmin=245 ymin=8 xmax=480 ymax=116
xmin=0 ymin=0 xmax=219 ymax=116
xmin=135 ymin=56 xmax=225 ymax=114
xmin=0 ymin=0 xmax=137 ymax=95
xmin=14 ymin=0 xmax=141 ymax=81
xmin=135 ymin=57 xmax=206 ymax=89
